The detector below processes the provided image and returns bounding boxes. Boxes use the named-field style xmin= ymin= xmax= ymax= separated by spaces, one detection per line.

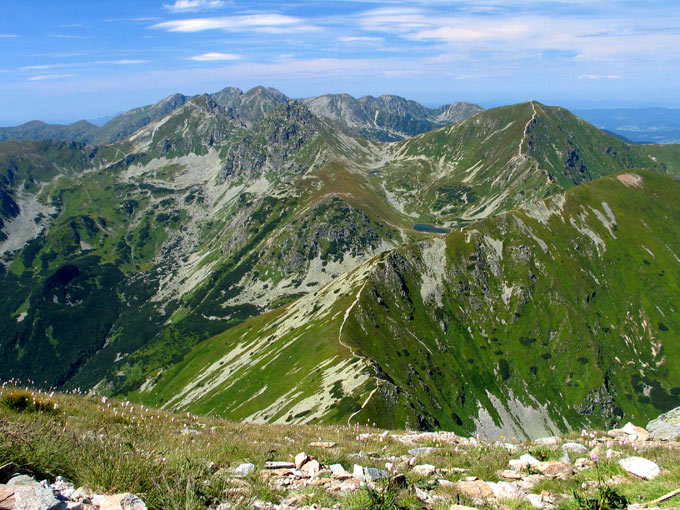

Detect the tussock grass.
xmin=4 ymin=386 xmax=680 ymax=509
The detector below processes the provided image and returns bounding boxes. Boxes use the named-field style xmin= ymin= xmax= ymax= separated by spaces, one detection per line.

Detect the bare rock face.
xmin=647 ymin=407 xmax=680 ymax=441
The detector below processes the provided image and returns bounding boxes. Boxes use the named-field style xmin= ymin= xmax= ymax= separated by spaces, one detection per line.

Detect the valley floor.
xmin=1 ymin=386 xmax=680 ymax=510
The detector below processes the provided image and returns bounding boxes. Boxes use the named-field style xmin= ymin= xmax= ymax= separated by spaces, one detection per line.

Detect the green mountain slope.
xmin=369 ymin=101 xmax=680 ymax=228
xmin=0 ymin=94 xmax=679 ymax=426
xmin=0 ymin=120 xmax=99 ymax=144
xmin=143 ymin=171 xmax=680 ymax=439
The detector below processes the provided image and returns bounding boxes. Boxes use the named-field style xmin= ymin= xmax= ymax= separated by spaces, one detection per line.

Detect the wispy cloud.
xmin=0 ymin=34 xmax=19 ymax=38
xmin=28 ymin=74 xmax=73 ymax=81
xmin=187 ymin=52 xmax=241 ymax=61
xmin=339 ymin=36 xmax=384 ymax=42
xmin=151 ymin=14 xmax=318 ymax=33
xmin=578 ymin=74 xmax=621 ymax=80
xmin=97 ymin=59 xmax=150 ymax=65
xmin=21 ymin=60 xmax=149 ymax=71
xmin=163 ymin=0 xmax=225 ymax=12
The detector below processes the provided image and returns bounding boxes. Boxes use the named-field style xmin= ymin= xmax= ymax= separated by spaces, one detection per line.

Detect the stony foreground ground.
xmin=1 ymin=386 xmax=680 ymax=510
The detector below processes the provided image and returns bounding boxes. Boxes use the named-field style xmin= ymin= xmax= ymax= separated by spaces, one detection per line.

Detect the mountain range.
xmin=0 ymin=86 xmax=679 ymax=438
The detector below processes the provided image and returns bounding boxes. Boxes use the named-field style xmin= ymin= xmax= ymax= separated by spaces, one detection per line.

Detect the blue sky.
xmin=1 ymin=0 xmax=679 ymax=124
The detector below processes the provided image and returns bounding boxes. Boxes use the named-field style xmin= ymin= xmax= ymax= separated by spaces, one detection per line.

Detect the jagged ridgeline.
xmin=0 ymin=87 xmax=679 ymax=438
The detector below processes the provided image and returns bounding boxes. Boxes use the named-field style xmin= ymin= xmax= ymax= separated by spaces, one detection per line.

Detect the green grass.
xmin=5 ymin=387 xmax=680 ymax=510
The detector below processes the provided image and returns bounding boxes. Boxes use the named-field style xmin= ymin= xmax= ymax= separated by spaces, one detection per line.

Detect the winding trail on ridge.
xmin=338 ymin=281 xmax=383 ymax=426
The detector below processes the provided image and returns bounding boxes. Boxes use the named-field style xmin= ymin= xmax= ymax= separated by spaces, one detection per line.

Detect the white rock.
xmin=562 ymin=442 xmax=587 ymax=454
xmin=329 ymin=464 xmax=347 ymax=476
xmin=520 ymin=454 xmax=541 ymax=466
xmin=534 ymin=436 xmax=560 ymax=446
xmin=300 ymin=459 xmax=320 ymax=476
xmin=353 ymin=464 xmax=364 ymax=481
xmin=232 ymin=463 xmax=255 ymax=477
xmin=411 ymin=464 xmax=436 ymax=477
xmin=487 ymin=481 xmax=526 ymax=500
xmin=618 ymin=457 xmax=661 ymax=480
xmin=509 ymin=454 xmax=540 ymax=470
xmin=527 ymin=493 xmax=544 ymax=508
xmin=295 ymin=452 xmax=309 ymax=470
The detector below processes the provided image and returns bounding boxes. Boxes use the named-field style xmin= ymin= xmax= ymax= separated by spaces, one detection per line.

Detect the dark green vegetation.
xmin=0 ymin=88 xmax=679 ymax=436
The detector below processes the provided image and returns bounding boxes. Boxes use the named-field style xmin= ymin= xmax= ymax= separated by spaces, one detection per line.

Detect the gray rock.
xmin=408 ymin=447 xmax=435 ymax=455
xmin=232 ymin=463 xmax=255 ymax=477
xmin=6 ymin=475 xmax=39 ymax=487
xmin=10 ymin=485 xmax=63 ymax=510
xmin=120 ymin=493 xmax=147 ymax=510
xmin=364 ymin=467 xmax=389 ymax=481
xmin=562 ymin=442 xmax=587 ymax=454
xmin=647 ymin=406 xmax=680 ymax=441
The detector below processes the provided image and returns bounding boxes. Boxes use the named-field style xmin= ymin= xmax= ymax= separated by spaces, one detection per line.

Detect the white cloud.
xmin=163 ymin=0 xmax=225 ymax=12
xmin=187 ymin=52 xmax=241 ymax=61
xmin=339 ymin=36 xmax=384 ymax=42
xmin=28 ymin=74 xmax=73 ymax=81
xmin=0 ymin=34 xmax=19 ymax=38
xmin=22 ymin=60 xmax=149 ymax=71
xmin=578 ymin=74 xmax=621 ymax=80
xmin=152 ymin=14 xmax=316 ymax=33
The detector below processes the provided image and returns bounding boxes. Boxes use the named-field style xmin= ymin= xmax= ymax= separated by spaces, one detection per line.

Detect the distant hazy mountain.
xmin=302 ymin=93 xmax=483 ymax=141
xmin=0 ymin=87 xmax=482 ymax=145
xmin=574 ymin=107 xmax=680 ymax=144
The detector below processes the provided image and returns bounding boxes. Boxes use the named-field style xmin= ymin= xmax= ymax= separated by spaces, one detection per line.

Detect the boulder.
xmin=294 ymin=452 xmax=309 ymax=470
xmin=300 ymin=460 xmax=320 ymax=476
xmin=411 ymin=464 xmax=436 ymax=477
xmin=329 ymin=464 xmax=349 ymax=478
xmin=364 ymin=467 xmax=389 ymax=482
xmin=534 ymin=436 xmax=560 ymax=447
xmin=618 ymin=457 xmax=661 ymax=480
xmin=647 ymin=407 xmax=680 ymax=441
xmin=6 ymin=475 xmax=39 ymax=487
xmin=621 ymin=422 xmax=650 ymax=441
xmin=92 ymin=493 xmax=147 ymax=510
xmin=562 ymin=442 xmax=587 ymax=454
xmin=534 ymin=460 xmax=572 ymax=478
xmin=527 ymin=493 xmax=544 ymax=508
xmin=0 ymin=484 xmax=63 ymax=510
xmin=232 ymin=463 xmax=255 ymax=477
xmin=486 ymin=481 xmax=525 ymax=500
xmin=453 ymin=480 xmax=494 ymax=502
xmin=509 ymin=454 xmax=540 ymax=470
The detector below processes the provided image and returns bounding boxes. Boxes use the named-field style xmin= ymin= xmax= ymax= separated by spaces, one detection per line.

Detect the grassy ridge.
xmin=146 ymin=171 xmax=680 ymax=435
